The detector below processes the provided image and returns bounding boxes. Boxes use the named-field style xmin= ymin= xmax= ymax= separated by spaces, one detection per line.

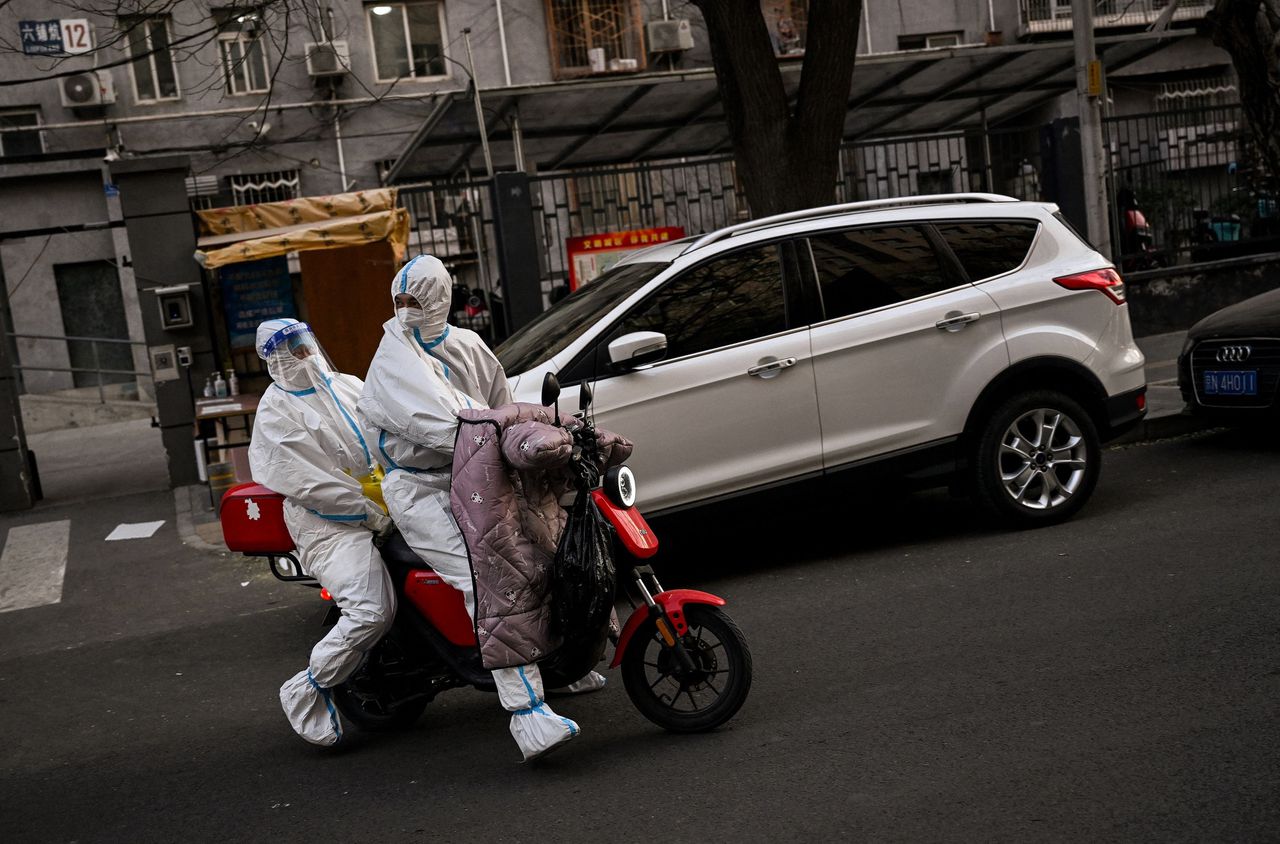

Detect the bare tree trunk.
xmin=1209 ymin=0 xmax=1280 ymax=187
xmin=692 ymin=0 xmax=863 ymax=216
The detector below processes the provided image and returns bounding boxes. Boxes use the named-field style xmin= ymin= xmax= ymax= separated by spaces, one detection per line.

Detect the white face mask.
xmin=397 ymin=307 xmax=426 ymax=328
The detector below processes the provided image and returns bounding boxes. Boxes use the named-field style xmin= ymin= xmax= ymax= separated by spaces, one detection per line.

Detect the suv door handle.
xmin=935 ymin=312 xmax=981 ymax=331
xmin=747 ymin=357 xmax=798 ymax=377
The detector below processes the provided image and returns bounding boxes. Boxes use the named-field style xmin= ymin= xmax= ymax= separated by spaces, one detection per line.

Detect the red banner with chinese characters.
xmin=565 ymin=226 xmax=686 ymax=291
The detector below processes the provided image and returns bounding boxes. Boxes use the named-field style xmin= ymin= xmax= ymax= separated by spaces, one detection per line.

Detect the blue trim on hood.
xmin=398 ymin=255 xmax=422 ymax=295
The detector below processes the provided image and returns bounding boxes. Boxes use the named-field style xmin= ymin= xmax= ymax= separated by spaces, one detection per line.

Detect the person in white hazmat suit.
xmin=248 ymin=318 xmax=395 ymax=747
xmin=357 ymin=254 xmax=605 ymax=762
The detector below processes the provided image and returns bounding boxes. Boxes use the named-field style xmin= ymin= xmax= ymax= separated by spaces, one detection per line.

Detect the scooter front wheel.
xmin=621 ymin=604 xmax=752 ymax=733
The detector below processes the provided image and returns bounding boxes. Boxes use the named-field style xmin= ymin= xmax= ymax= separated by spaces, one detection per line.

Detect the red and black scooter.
xmin=220 ymin=375 xmax=752 ymax=734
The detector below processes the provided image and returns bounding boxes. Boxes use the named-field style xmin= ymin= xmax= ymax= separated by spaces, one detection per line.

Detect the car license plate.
xmin=1203 ymin=370 xmax=1257 ymax=396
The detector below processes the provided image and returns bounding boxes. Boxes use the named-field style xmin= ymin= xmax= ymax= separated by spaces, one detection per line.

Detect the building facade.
xmin=0 ymin=0 xmax=1237 ymax=397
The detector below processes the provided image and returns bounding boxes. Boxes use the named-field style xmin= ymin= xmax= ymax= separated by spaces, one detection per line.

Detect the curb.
xmin=1112 ymin=409 xmax=1212 ymax=446
xmin=173 ymin=484 xmax=225 ymax=553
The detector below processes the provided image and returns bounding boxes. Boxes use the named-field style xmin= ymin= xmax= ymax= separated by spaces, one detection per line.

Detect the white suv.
xmin=498 ymin=194 xmax=1147 ymax=526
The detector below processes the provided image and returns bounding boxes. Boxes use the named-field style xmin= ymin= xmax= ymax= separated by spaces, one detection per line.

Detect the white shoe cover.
xmin=279 ymin=668 xmax=344 ymax=746
xmin=549 ymin=670 xmax=608 ymax=696
xmin=510 ymin=703 xmax=580 ymax=762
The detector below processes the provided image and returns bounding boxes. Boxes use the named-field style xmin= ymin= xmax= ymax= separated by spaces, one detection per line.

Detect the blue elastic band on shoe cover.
xmin=307 ymin=668 xmax=342 ymax=742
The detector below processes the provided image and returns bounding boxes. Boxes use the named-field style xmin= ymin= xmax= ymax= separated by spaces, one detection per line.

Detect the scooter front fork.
xmin=630 ymin=565 xmax=699 ymax=674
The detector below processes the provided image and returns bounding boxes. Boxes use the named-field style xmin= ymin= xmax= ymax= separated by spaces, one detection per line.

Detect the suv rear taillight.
xmin=1053 ymin=268 xmax=1126 ymax=304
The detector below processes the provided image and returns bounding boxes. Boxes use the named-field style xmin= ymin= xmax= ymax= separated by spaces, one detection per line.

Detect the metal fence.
xmin=1105 ymin=104 xmax=1280 ymax=263
xmin=836 ymin=126 xmax=1045 ymax=202
xmin=7 ymin=332 xmax=151 ymax=403
xmin=1020 ymin=0 xmax=1210 ymax=34
xmin=528 ymin=157 xmax=748 ymax=293
xmin=398 ymin=178 xmax=500 ymax=341
xmin=395 ymin=101 xmax=1276 ymax=333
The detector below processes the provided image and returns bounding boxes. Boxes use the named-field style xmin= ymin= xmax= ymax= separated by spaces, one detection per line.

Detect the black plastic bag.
xmin=550 ymin=493 xmax=617 ymax=638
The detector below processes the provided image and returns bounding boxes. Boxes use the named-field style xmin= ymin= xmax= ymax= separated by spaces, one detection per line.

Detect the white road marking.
xmin=0 ymin=520 xmax=72 ymax=613
xmin=104 ymin=521 xmax=165 ymax=541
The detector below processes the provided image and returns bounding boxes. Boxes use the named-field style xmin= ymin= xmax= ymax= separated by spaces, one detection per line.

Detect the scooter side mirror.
xmin=541 ymin=372 xmax=561 ymax=408
xmin=580 ymin=381 xmax=593 ymax=411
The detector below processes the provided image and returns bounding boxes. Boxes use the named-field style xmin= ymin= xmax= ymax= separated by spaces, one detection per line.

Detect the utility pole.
xmin=1072 ymin=0 xmax=1113 ymax=259
xmin=462 ymin=28 xmax=495 ymax=179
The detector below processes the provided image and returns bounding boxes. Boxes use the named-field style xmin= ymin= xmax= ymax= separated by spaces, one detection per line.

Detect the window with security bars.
xmin=1155 ymin=74 xmax=1239 ymax=114
xmin=229 ymin=170 xmax=301 ymax=205
xmin=545 ymin=0 xmax=646 ymax=79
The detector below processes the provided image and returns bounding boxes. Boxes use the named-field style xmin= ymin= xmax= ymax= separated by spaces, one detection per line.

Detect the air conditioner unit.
xmin=647 ymin=19 xmax=694 ymax=53
xmin=60 ymin=70 xmax=116 ymax=109
xmin=306 ymin=40 xmax=351 ymax=77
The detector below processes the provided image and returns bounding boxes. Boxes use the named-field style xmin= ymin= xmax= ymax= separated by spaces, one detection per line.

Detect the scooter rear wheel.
xmin=621 ymin=604 xmax=752 ymax=733
xmin=332 ymin=682 xmax=429 ymax=732
xmin=330 ymin=638 xmax=431 ymax=732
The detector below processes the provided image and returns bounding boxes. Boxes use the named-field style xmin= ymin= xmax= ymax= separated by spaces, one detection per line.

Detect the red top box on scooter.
xmin=220 ymin=482 xmax=296 ymax=553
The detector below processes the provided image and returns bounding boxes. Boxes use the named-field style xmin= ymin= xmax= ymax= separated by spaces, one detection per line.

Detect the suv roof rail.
xmin=682 ymin=192 xmax=1020 ymax=254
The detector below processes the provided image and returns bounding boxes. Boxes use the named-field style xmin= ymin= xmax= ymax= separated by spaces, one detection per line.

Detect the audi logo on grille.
xmin=1215 ymin=345 xmax=1252 ymax=363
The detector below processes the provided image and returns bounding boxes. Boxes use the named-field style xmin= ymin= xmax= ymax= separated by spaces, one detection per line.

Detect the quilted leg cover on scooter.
xmin=449 ymin=402 xmax=631 ymax=670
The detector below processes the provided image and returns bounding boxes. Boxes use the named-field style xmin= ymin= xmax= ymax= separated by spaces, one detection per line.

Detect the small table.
xmin=195 ymin=394 xmax=261 ymax=504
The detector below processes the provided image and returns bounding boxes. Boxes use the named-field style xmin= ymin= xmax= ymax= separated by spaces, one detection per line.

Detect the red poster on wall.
xmin=565 ymin=226 xmax=686 ymax=291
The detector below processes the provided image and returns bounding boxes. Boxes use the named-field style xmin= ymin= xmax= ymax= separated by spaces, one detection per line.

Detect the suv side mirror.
xmin=608 ymin=331 xmax=668 ymax=371
xmin=540 ymin=372 xmax=561 ymax=407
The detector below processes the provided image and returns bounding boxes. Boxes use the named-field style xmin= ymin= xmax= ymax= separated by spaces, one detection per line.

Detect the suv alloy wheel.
xmin=971 ymin=389 xmax=1101 ymax=526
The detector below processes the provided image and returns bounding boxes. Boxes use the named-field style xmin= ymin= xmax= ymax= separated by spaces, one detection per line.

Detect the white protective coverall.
xmin=357 ymin=255 xmax=603 ymax=761
xmin=248 ymin=319 xmax=395 ymax=747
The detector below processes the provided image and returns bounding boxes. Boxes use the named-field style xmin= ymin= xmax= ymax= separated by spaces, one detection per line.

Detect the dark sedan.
xmin=1178 ymin=287 xmax=1280 ymax=420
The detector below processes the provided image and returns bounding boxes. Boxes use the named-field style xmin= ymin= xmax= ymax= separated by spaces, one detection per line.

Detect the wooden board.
xmin=299 ymin=241 xmax=396 ymax=378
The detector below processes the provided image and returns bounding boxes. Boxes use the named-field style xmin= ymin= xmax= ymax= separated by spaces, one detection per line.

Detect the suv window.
xmin=808 ymin=225 xmax=953 ymax=320
xmin=496 ymin=261 xmax=667 ymax=374
xmin=612 ymin=243 xmax=786 ymax=361
xmin=935 ymin=220 xmax=1039 ymax=282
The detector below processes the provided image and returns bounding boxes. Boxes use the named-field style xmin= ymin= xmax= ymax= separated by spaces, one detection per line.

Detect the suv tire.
xmin=971 ymin=389 xmax=1101 ymax=527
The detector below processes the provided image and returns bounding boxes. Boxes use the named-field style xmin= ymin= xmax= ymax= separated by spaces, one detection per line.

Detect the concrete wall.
xmin=1125 ymin=252 xmax=1280 ymax=337
xmin=0 ymin=165 xmax=116 ymax=393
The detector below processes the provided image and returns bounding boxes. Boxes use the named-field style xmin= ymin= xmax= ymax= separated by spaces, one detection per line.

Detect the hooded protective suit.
xmin=358 ymin=256 xmax=601 ymax=761
xmin=248 ymin=319 xmax=394 ymax=747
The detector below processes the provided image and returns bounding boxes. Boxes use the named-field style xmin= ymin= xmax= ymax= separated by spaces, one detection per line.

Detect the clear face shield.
xmin=258 ymin=321 xmax=336 ymax=393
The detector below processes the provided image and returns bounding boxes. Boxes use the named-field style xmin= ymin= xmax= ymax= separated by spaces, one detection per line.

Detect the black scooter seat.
xmin=379 ymin=531 xmax=434 ymax=571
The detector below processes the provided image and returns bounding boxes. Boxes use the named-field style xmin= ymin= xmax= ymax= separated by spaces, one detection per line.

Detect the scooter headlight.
xmin=605 ymin=465 xmax=637 ymax=508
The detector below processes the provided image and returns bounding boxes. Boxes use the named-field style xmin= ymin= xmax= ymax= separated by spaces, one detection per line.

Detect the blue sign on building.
xmin=19 ymin=20 xmax=64 ymax=56
xmin=219 ymin=257 xmax=297 ymax=350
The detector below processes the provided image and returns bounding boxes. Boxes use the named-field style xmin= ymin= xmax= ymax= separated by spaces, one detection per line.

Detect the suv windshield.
xmin=496 ymin=261 xmax=669 ymax=374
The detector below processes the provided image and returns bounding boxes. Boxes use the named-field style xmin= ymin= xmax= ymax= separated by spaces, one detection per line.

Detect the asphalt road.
xmin=2 ymin=428 xmax=1278 ymax=843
